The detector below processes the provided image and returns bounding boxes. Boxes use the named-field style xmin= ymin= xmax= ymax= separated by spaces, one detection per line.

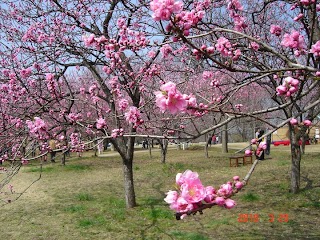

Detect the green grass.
xmin=77 ymin=193 xmax=94 ymax=201
xmin=1 ymin=144 xmax=320 ymax=239
xmin=241 ymin=192 xmax=260 ymax=202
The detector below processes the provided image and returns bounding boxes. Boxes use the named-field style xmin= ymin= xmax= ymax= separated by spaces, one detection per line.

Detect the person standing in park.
xmin=212 ymin=135 xmax=216 ymax=145
xmin=49 ymin=139 xmax=57 ymax=163
xmin=39 ymin=141 xmax=48 ymax=162
xmin=255 ymin=128 xmax=260 ymax=139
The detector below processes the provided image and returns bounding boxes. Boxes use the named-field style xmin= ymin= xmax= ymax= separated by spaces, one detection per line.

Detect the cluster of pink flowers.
xmin=290 ymin=118 xmax=312 ymax=126
xmin=270 ymin=25 xmax=282 ymax=36
xmin=202 ymin=71 xmax=219 ymax=87
xmin=96 ymin=117 xmax=107 ymax=129
xmin=67 ymin=113 xmax=82 ymax=123
xmin=300 ymin=0 xmax=316 ymax=6
xmin=246 ymin=139 xmax=267 ymax=157
xmin=20 ymin=68 xmax=32 ymax=79
xmin=46 ymin=73 xmax=58 ymax=97
xmin=164 ymin=170 xmax=242 ymax=219
xmin=281 ymin=31 xmax=306 ymax=55
xmin=125 ymin=106 xmax=144 ymax=127
xmin=310 ymin=41 xmax=320 ymax=57
xmin=26 ymin=117 xmax=49 ymax=140
xmin=69 ymin=133 xmax=85 ymax=152
xmin=171 ymin=8 xmax=205 ymax=36
xmin=227 ymin=0 xmax=247 ymax=31
xmin=235 ymin=104 xmax=243 ymax=110
xmin=276 ymin=77 xmax=300 ymax=97
xmin=193 ymin=45 xmax=215 ymax=60
xmin=155 ymin=81 xmax=188 ymax=114
xmin=160 ymin=44 xmax=173 ymax=58
xmin=118 ymin=99 xmax=129 ymax=111
xmin=111 ymin=128 xmax=124 ymax=138
xmin=215 ymin=37 xmax=241 ymax=60
xmin=0 ymin=154 xmax=9 ymax=164
xmin=150 ymin=0 xmax=183 ymax=21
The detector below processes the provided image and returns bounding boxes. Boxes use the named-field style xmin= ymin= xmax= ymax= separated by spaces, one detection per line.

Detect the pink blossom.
xmin=276 ymin=77 xmax=300 ymax=96
xmin=227 ymin=0 xmax=243 ymax=11
xmin=294 ymin=13 xmax=304 ymax=21
xmin=281 ymin=31 xmax=305 ymax=50
xmin=164 ymin=190 xmax=179 ymax=204
xmin=310 ymin=41 xmax=320 ymax=57
xmin=111 ymin=128 xmax=124 ymax=138
xmin=300 ymin=0 xmax=316 ymax=6
xmin=303 ymin=120 xmax=312 ymax=126
xmin=235 ymin=104 xmax=243 ymax=110
xmin=270 ymin=25 xmax=282 ymax=36
xmin=245 ymin=149 xmax=252 ymax=156
xmin=125 ymin=106 xmax=143 ymax=126
xmin=20 ymin=68 xmax=32 ymax=78
xmin=26 ymin=117 xmax=49 ymax=140
xmin=290 ymin=118 xmax=298 ymax=125
xmin=204 ymin=186 xmax=216 ymax=203
xmin=180 ymin=180 xmax=206 ymax=203
xmin=176 ymin=169 xmax=200 ymax=186
xmin=218 ymin=183 xmax=233 ymax=197
xmin=235 ymin=181 xmax=243 ymax=190
xmin=21 ymin=159 xmax=29 ymax=165
xmin=259 ymin=142 xmax=267 ymax=150
xmin=276 ymin=85 xmax=288 ymax=95
xmin=96 ymin=118 xmax=107 ymax=129
xmin=251 ymin=138 xmax=257 ymax=144
xmin=160 ymin=44 xmax=173 ymax=58
xmin=67 ymin=113 xmax=82 ymax=123
xmin=233 ymin=176 xmax=240 ymax=181
xmin=169 ymin=196 xmax=194 ymax=212
xmin=225 ymin=199 xmax=236 ymax=209
xmin=250 ymin=42 xmax=259 ymax=51
xmin=79 ymin=87 xmax=85 ymax=95
xmin=155 ymin=82 xmax=188 ymax=114
xmin=118 ymin=99 xmax=129 ymax=111
xmin=148 ymin=50 xmax=156 ymax=58
xmin=215 ymin=196 xmax=225 ymax=206
xmin=215 ymin=37 xmax=232 ymax=57
xmin=150 ymin=0 xmax=183 ymax=21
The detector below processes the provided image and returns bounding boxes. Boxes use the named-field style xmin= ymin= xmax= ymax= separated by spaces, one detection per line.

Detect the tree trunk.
xmin=222 ymin=124 xmax=228 ymax=153
xmin=204 ymin=135 xmax=211 ymax=158
xmin=111 ymin=136 xmax=137 ymax=208
xmin=148 ymin=139 xmax=152 ymax=159
xmin=61 ymin=152 xmax=66 ymax=165
xmin=205 ymin=143 xmax=209 ymax=158
xmin=160 ymin=139 xmax=168 ymax=164
xmin=289 ymin=124 xmax=301 ymax=193
xmin=122 ymin=158 xmax=136 ymax=208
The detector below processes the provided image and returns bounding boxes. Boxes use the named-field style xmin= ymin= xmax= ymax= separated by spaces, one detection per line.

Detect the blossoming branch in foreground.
xmin=164 ymin=170 xmax=243 ymax=219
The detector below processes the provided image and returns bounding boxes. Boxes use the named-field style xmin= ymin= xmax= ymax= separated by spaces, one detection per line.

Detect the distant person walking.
xmin=255 ymin=128 xmax=260 ymax=139
xmin=49 ymin=139 xmax=57 ymax=163
xmin=212 ymin=135 xmax=217 ymax=145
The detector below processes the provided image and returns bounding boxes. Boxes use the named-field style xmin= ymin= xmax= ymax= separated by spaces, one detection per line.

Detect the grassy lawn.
xmin=1 ymin=143 xmax=320 ymax=240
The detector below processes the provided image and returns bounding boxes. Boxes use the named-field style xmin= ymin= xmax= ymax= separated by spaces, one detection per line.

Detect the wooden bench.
xmin=229 ymin=155 xmax=253 ymax=167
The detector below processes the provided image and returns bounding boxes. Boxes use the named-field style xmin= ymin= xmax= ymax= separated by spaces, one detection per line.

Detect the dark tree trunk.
xmin=111 ymin=135 xmax=137 ymax=208
xmin=148 ymin=139 xmax=152 ymax=159
xmin=289 ymin=124 xmax=301 ymax=193
xmin=159 ymin=139 xmax=168 ymax=164
xmin=222 ymin=124 xmax=228 ymax=153
xmin=122 ymin=158 xmax=136 ymax=208
xmin=61 ymin=152 xmax=66 ymax=165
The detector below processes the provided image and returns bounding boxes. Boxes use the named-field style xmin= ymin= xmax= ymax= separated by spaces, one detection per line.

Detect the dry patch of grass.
xmin=1 ymin=144 xmax=320 ymax=240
